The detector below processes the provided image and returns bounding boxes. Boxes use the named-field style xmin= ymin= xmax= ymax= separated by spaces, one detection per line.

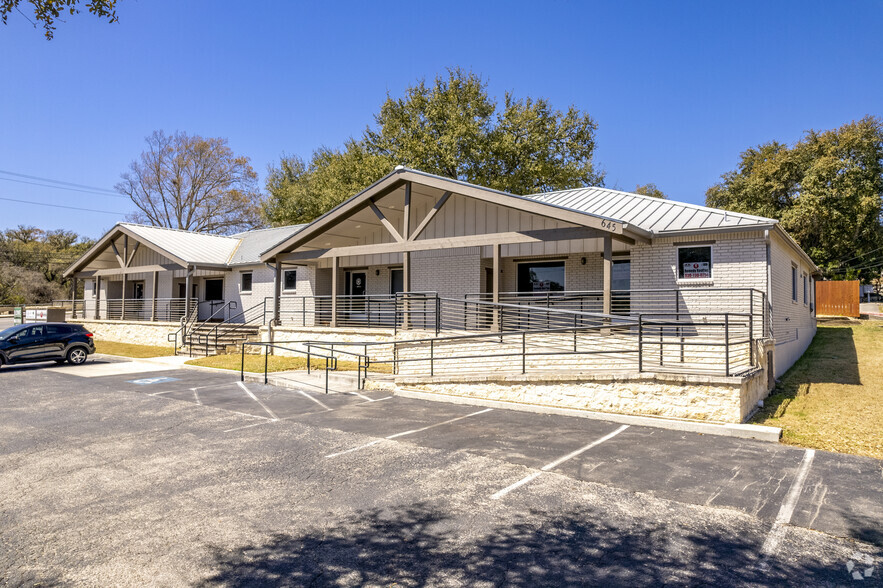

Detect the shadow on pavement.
xmin=196 ymin=502 xmax=853 ymax=587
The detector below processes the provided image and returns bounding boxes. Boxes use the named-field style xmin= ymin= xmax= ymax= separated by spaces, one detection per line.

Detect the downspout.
xmin=765 ymin=229 xmax=775 ymax=387
xmin=765 ymin=229 xmax=772 ymax=338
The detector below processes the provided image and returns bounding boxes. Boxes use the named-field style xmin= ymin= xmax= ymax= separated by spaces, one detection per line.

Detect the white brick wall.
xmin=769 ymin=231 xmax=816 ymax=377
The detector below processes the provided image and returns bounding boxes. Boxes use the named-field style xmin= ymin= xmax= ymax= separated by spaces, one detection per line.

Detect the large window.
xmin=241 ymin=272 xmax=253 ymax=293
xmin=803 ymin=273 xmax=807 ymax=305
xmin=792 ymin=265 xmax=798 ymax=302
xmin=517 ymin=261 xmax=565 ymax=292
xmin=677 ymin=246 xmax=712 ymax=280
xmin=283 ymin=269 xmax=297 ymax=291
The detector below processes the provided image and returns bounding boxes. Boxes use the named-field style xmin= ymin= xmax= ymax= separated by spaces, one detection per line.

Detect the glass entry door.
xmin=344 ymin=271 xmax=367 ymax=323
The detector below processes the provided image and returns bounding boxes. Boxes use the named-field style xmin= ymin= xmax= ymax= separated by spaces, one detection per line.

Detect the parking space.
xmin=2 ymin=355 xmax=881 ymax=585
xmin=552 ymin=425 xmax=807 ymax=521
xmin=24 ymin=355 xmax=883 ymax=550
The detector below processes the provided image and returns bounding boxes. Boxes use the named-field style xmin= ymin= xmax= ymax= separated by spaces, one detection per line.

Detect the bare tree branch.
xmin=116 ymin=130 xmax=264 ymax=234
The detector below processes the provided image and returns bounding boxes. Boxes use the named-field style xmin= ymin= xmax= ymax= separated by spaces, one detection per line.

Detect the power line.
xmin=830 ymin=245 xmax=883 ymax=268
xmin=0 ymin=177 xmax=129 ymax=198
xmin=0 ymin=169 xmax=119 ymax=194
xmin=0 ymin=195 xmax=127 ymax=216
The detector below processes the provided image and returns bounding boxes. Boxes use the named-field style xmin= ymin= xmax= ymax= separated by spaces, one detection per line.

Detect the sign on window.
xmin=683 ymin=262 xmax=710 ymax=279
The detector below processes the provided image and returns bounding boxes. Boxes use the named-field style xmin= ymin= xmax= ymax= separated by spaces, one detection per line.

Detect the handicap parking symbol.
xmin=127 ymin=377 xmax=181 ymax=385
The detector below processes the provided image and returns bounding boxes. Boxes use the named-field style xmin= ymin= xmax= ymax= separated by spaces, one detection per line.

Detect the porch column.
xmin=151 ymin=271 xmax=158 ymax=321
xmin=492 ymin=243 xmax=501 ymax=331
xmin=184 ymin=266 xmax=192 ymax=318
xmin=602 ymin=235 xmax=612 ymax=314
xmin=121 ymin=235 xmax=128 ymax=320
xmin=71 ymin=277 xmax=78 ymax=319
xmin=331 ymin=256 xmax=339 ymax=328
xmin=121 ymin=272 xmax=127 ymax=320
xmin=274 ymin=258 xmax=282 ymax=325
xmin=403 ymin=251 xmax=411 ymax=328
xmin=94 ymin=276 xmax=101 ymax=320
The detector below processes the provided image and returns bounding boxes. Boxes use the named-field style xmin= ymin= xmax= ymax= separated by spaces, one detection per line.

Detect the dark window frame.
xmin=516 ymin=260 xmax=566 ymax=293
xmin=283 ymin=269 xmax=297 ymax=292
xmin=677 ymin=245 xmax=713 ymax=280
xmin=240 ymin=272 xmax=253 ymax=293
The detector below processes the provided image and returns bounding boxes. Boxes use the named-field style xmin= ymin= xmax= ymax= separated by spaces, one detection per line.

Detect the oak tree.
xmin=1 ymin=0 xmax=118 ymax=39
xmin=706 ymin=116 xmax=883 ymax=280
xmin=117 ymin=131 xmax=263 ymax=235
xmin=265 ymin=69 xmax=604 ymax=225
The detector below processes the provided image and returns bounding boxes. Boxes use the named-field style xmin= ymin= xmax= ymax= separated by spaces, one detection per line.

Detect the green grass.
xmin=186 ymin=353 xmax=393 ymax=374
xmin=94 ymin=340 xmax=176 ymax=358
xmin=751 ymin=320 xmax=883 ymax=459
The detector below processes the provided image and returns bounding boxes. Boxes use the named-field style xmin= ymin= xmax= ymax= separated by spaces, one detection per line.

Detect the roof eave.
xmin=260 ymin=168 xmax=647 ymax=261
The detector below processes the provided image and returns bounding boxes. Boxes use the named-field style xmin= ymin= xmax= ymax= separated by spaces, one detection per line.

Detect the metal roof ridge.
xmin=231 ymin=224 xmax=307 ymax=237
xmin=525 ymin=186 xmax=778 ymax=224
xmin=119 ymin=222 xmax=241 ymax=240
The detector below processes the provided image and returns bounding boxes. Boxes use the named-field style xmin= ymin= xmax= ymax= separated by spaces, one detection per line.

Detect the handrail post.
xmin=306 ymin=343 xmax=311 ymax=374
xmin=435 ymin=295 xmax=440 ymax=335
xmin=430 ymin=339 xmax=434 ymax=377
xmin=638 ymin=314 xmax=643 ymax=372
xmin=240 ymin=343 xmax=245 ymax=381
xmin=749 ymin=313 xmax=755 ymax=368
xmin=522 ymin=331 xmax=526 ymax=374
xmin=724 ymin=313 xmax=730 ymax=376
xmin=325 ymin=358 xmax=329 ymax=394
xmin=264 ymin=346 xmax=269 ymax=384
xmin=749 ymin=289 xmax=754 ymax=338
xmin=573 ymin=316 xmax=577 ymax=352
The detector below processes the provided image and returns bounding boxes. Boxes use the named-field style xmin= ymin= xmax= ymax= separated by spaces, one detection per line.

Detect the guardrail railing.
xmin=247 ymin=309 xmax=758 ymax=382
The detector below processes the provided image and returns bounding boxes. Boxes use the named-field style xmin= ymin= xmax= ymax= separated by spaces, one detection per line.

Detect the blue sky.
xmin=1 ymin=0 xmax=881 ymax=239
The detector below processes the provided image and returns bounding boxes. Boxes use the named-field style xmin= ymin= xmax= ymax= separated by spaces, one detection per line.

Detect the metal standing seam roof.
xmin=524 ymin=187 xmax=778 ymax=236
xmin=228 ymin=224 xmax=308 ymax=265
xmin=118 ymin=223 xmax=240 ymax=265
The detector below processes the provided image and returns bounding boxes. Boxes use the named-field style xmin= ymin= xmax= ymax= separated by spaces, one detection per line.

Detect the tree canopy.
xmin=634 ymin=183 xmax=667 ymax=199
xmin=706 ymin=116 xmax=883 ymax=280
xmin=117 ymin=131 xmax=264 ymax=235
xmin=1 ymin=0 xmax=118 ymax=39
xmin=264 ymin=69 xmax=604 ymax=225
xmin=0 ymin=225 xmax=94 ymax=304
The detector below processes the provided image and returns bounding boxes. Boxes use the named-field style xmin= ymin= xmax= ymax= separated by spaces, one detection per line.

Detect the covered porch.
xmin=62 ymin=224 xmax=236 ymax=323
xmin=262 ymin=169 xmax=648 ymax=330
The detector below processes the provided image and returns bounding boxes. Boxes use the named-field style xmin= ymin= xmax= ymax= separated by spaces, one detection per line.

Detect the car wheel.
xmin=67 ymin=347 xmax=88 ymax=365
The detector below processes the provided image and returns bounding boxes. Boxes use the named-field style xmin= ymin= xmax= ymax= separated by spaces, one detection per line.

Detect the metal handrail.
xmin=273 ymin=308 xmax=757 ymax=379
xmin=168 ymin=300 xmax=203 ymax=352
xmin=240 ymin=341 xmax=340 ymax=394
xmin=197 ymin=299 xmax=267 ymax=356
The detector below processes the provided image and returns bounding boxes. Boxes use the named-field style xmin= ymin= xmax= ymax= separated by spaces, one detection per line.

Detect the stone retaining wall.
xmin=394 ymin=370 xmax=767 ymax=423
xmin=71 ymin=320 xmax=178 ymax=348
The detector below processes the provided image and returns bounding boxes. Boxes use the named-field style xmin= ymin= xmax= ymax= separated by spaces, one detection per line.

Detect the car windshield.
xmin=0 ymin=326 xmax=24 ymax=341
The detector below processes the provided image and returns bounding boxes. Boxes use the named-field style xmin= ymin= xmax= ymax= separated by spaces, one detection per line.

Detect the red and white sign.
xmin=683 ymin=262 xmax=710 ymax=279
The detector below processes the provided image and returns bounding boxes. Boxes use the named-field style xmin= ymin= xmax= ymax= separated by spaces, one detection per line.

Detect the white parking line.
xmin=325 ymin=439 xmax=384 ymax=459
xmin=294 ymin=388 xmax=331 ymax=411
xmin=223 ymin=420 xmax=279 ymax=433
xmin=357 ymin=395 xmax=392 ymax=405
xmin=192 ymin=388 xmax=201 ymax=405
xmin=761 ymin=449 xmax=815 ymax=555
xmin=491 ymin=424 xmax=630 ymax=500
xmin=237 ymin=381 xmax=280 ymax=421
xmin=325 ymin=408 xmax=493 ymax=459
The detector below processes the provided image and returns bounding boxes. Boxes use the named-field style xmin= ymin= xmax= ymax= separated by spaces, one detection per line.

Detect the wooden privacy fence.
xmin=816 ymin=280 xmax=860 ymax=317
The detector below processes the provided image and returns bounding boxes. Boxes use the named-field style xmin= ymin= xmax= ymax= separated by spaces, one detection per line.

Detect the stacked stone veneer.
xmin=396 ymin=369 xmax=767 ymax=423
xmin=72 ymin=320 xmax=178 ymax=348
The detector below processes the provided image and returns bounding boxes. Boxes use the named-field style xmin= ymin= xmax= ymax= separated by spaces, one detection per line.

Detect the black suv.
xmin=0 ymin=323 xmax=95 ymax=369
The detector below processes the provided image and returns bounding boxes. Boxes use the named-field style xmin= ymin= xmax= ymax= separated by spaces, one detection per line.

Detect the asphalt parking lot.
xmin=1 ymin=356 xmax=881 ymax=586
